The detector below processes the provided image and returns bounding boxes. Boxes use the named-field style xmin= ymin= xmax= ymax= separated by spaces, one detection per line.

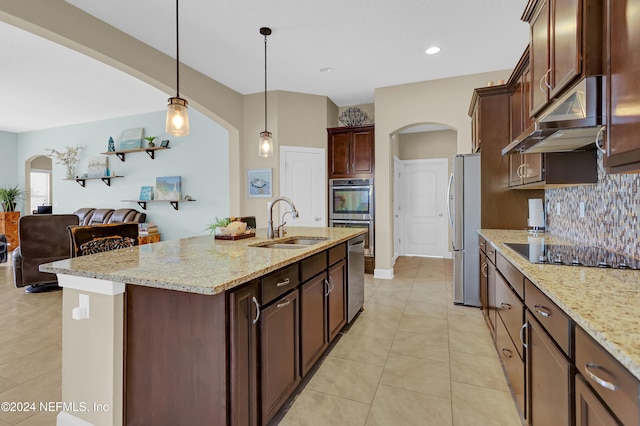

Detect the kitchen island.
xmin=41 ymin=227 xmax=366 ymax=426
xmin=479 ymin=229 xmax=640 ymax=424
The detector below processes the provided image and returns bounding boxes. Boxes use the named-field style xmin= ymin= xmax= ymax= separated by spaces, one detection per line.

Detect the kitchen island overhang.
xmin=42 ymin=227 xmax=366 ymax=426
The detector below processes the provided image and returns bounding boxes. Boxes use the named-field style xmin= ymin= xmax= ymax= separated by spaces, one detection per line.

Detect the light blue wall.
xmin=17 ymin=109 xmax=229 ymax=241
xmin=0 ymin=130 xmax=19 ymax=187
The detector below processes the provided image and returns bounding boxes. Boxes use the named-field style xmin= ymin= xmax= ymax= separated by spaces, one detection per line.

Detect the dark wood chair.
xmin=67 ymin=223 xmax=139 ymax=257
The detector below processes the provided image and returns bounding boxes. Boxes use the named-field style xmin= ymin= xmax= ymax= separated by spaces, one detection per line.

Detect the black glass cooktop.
xmin=504 ymin=243 xmax=640 ymax=270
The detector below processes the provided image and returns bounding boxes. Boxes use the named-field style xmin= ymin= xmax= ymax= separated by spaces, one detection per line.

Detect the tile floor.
xmin=0 ymin=256 xmax=522 ymax=426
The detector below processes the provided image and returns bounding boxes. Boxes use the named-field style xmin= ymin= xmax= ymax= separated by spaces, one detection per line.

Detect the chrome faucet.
xmin=267 ymin=197 xmax=299 ymax=239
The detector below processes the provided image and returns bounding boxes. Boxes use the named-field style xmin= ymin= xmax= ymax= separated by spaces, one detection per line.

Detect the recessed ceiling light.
xmin=320 ymin=67 xmax=333 ymax=73
xmin=425 ymin=46 xmax=441 ymax=55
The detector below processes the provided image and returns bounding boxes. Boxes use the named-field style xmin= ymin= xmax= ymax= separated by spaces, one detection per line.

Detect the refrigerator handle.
xmin=446 ymin=173 xmax=454 ymax=228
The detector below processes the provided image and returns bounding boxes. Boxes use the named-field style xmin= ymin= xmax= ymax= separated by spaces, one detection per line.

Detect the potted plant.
xmin=0 ymin=185 xmax=26 ymax=250
xmin=0 ymin=185 xmax=26 ymax=212
xmin=46 ymin=145 xmax=84 ymax=179
xmin=144 ymin=136 xmax=158 ymax=148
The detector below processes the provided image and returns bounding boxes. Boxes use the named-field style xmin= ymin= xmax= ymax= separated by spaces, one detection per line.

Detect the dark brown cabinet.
xmin=260 ymin=290 xmax=301 ymax=424
xmin=469 ymin=86 xmax=544 ymax=228
xmin=300 ymin=273 xmax=328 ymax=376
xmin=575 ymin=326 xmax=640 ymax=426
xmin=230 ymin=281 xmax=260 ymax=426
xmin=575 ymin=374 xmax=620 ymax=426
xmin=328 ymin=259 xmax=347 ymax=342
xmin=603 ymin=0 xmax=640 ymax=174
xmin=526 ymin=311 xmax=572 ymax=426
xmin=524 ymin=0 xmax=602 ymax=117
xmin=327 ymin=125 xmax=374 ymax=178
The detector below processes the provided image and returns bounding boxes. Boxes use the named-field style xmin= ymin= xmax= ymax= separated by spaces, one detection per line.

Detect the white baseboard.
xmin=374 ymin=268 xmax=394 ymax=280
xmin=57 ymin=411 xmax=95 ymax=426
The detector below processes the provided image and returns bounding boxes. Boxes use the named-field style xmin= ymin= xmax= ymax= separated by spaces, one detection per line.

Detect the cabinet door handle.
xmin=516 ymin=163 xmax=525 ymax=178
xmin=276 ymin=278 xmax=290 ymax=287
xmin=325 ymin=278 xmax=330 ymax=297
xmin=501 ymin=303 xmax=512 ymax=310
xmin=482 ymin=262 xmax=488 ymax=278
xmin=276 ymin=298 xmax=291 ymax=309
xmin=487 ymin=250 xmax=494 ymax=256
xmin=519 ymin=323 xmax=528 ymax=349
xmin=501 ymin=348 xmax=513 ymax=358
xmin=539 ymin=73 xmax=547 ymax=94
xmin=544 ymin=68 xmax=552 ymax=89
xmin=534 ymin=305 xmax=552 ymax=317
xmin=585 ymin=362 xmax=618 ymax=391
xmin=595 ymin=126 xmax=607 ymax=154
xmin=328 ymin=275 xmax=335 ymax=294
xmin=251 ymin=296 xmax=261 ymax=325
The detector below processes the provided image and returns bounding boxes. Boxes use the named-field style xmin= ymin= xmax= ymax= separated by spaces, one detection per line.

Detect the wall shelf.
xmin=67 ymin=176 xmax=123 ymax=187
xmin=122 ymin=199 xmax=195 ymax=211
xmin=101 ymin=146 xmax=170 ymax=162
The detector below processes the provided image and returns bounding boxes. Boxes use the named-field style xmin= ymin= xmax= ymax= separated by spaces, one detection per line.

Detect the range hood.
xmin=502 ymin=76 xmax=604 ymax=155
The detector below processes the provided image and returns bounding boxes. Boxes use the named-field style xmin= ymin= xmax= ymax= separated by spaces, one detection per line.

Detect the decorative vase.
xmin=108 ymin=137 xmax=116 ymax=152
xmin=65 ymin=164 xmax=76 ymax=180
xmin=148 ymin=142 xmax=155 ymax=148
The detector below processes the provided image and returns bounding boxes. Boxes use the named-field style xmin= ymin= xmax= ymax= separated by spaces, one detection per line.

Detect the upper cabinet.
xmin=523 ymin=0 xmax=602 ymax=116
xmin=327 ymin=125 xmax=374 ymax=179
xmin=603 ymin=0 xmax=640 ymax=173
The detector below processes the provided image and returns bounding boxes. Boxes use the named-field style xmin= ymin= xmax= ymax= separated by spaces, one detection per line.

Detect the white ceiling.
xmin=0 ymin=0 xmax=529 ymax=133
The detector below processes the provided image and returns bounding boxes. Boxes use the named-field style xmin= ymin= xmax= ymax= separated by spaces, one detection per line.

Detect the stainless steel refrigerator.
xmin=447 ymin=153 xmax=481 ymax=306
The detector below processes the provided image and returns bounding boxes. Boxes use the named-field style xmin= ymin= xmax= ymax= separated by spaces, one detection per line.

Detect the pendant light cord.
xmin=176 ymin=0 xmax=180 ymax=98
xmin=264 ymin=32 xmax=268 ymax=133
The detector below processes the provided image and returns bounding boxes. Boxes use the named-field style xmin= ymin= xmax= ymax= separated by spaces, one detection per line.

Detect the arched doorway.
xmin=25 ymin=155 xmax=52 ymax=213
xmin=392 ymin=123 xmax=457 ymax=260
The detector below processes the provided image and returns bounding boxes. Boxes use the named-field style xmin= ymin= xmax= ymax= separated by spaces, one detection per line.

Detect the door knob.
xmin=314 ymin=217 xmax=320 ymax=222
xmin=439 ymin=213 xmax=443 ymax=217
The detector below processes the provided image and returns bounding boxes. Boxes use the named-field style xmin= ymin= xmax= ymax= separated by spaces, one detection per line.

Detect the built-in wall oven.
xmin=329 ymin=178 xmax=374 ymax=257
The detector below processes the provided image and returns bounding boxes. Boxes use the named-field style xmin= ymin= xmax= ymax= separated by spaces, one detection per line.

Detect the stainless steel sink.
xmin=251 ymin=236 xmax=329 ymax=249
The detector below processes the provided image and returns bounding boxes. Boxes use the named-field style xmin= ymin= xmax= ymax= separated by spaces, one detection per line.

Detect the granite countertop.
xmin=40 ymin=227 xmax=366 ymax=295
xmin=479 ymin=229 xmax=640 ymax=381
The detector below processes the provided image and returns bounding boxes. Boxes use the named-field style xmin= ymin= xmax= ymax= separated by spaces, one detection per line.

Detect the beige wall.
xmin=399 ymin=130 xmax=457 ymax=161
xmin=242 ymin=90 xmax=337 ymax=226
xmin=374 ymin=70 xmax=511 ymax=273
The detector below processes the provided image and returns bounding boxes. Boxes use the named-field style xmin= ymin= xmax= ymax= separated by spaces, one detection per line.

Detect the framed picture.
xmin=248 ymin=168 xmax=272 ymax=198
xmin=118 ymin=128 xmax=144 ymax=150
xmin=87 ymin=156 xmax=109 ymax=178
xmin=139 ymin=186 xmax=154 ymax=201
xmin=155 ymin=176 xmax=182 ymax=200
xmin=160 ymin=140 xmax=170 ymax=148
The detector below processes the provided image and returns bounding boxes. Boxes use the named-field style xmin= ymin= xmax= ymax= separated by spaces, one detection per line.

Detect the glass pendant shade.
xmin=166 ymin=97 xmax=190 ymax=136
xmin=258 ymin=131 xmax=273 ymax=157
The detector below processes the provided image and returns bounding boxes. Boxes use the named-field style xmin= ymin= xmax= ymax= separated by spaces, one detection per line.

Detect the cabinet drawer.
xmin=496 ymin=252 xmax=523 ymax=298
xmin=575 ymin=326 xmax=640 ymax=426
xmin=496 ymin=315 xmax=525 ymax=417
xmin=300 ymin=252 xmax=326 ymax=283
xmin=328 ymin=243 xmax=346 ymax=267
xmin=525 ymin=279 xmax=570 ymax=356
xmin=261 ymin=264 xmax=299 ymax=305
xmin=495 ymin=273 xmax=525 ymax=359
xmin=485 ymin=242 xmax=497 ymax=265
xmin=479 ymin=237 xmax=486 ymax=253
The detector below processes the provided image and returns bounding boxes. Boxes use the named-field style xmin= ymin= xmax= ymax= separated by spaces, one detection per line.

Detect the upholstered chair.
xmin=68 ymin=223 xmax=139 ymax=258
xmin=12 ymin=214 xmax=80 ymax=292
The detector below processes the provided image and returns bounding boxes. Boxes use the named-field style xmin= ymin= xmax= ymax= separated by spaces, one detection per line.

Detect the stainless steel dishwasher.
xmin=347 ymin=234 xmax=365 ymax=323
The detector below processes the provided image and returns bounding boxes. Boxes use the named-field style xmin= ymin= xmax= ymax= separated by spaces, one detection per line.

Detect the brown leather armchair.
xmin=12 ymin=214 xmax=79 ymax=293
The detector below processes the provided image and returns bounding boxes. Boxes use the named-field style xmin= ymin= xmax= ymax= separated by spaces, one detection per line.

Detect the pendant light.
xmin=166 ymin=0 xmax=189 ymax=136
xmin=258 ymin=27 xmax=273 ymax=157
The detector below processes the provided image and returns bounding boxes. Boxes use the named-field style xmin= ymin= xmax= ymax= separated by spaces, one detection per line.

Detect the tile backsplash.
xmin=545 ymin=151 xmax=640 ymax=258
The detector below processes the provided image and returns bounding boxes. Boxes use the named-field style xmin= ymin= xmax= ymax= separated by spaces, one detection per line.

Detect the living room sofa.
xmin=12 ymin=207 xmax=146 ymax=292
xmin=74 ymin=207 xmax=146 ymax=225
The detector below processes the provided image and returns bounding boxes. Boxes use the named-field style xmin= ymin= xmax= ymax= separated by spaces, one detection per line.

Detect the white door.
xmin=393 ymin=156 xmax=403 ymax=260
xmin=402 ymin=158 xmax=449 ymax=257
xmin=280 ymin=146 xmax=326 ymax=227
